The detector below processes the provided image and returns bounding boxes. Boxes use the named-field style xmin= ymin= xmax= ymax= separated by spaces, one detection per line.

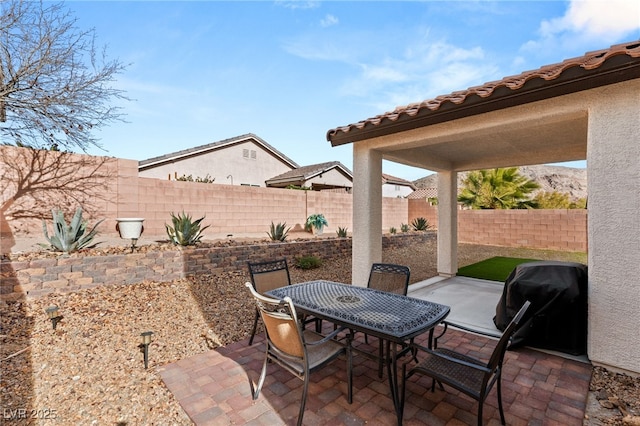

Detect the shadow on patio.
xmin=159 ymin=278 xmax=591 ymax=425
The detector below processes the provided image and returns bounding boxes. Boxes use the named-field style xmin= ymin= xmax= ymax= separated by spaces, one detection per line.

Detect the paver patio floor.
xmin=159 ymin=325 xmax=592 ymax=425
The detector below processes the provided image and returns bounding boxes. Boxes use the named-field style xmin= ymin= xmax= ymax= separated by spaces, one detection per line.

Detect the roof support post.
xmin=437 ymin=171 xmax=458 ymax=277
xmin=352 ymin=144 xmax=382 ymax=287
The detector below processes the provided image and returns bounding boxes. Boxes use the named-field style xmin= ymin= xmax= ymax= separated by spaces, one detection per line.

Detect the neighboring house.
xmin=407 ymin=187 xmax=438 ymax=203
xmin=382 ymin=173 xmax=417 ymax=198
xmin=138 ymin=134 xmax=299 ymax=187
xmin=265 ymin=161 xmax=353 ymax=192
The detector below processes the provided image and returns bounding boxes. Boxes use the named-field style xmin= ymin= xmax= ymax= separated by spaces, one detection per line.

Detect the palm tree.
xmin=458 ymin=167 xmax=540 ymax=209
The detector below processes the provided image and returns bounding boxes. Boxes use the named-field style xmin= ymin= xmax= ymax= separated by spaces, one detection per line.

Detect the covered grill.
xmin=494 ymin=261 xmax=588 ymax=355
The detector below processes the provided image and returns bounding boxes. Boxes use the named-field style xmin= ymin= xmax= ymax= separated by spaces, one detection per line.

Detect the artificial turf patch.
xmin=457 ymin=256 xmax=540 ymax=282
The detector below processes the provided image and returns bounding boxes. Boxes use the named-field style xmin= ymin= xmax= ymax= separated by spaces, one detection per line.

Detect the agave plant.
xmin=266 ymin=222 xmax=290 ymax=241
xmin=41 ymin=207 xmax=104 ymax=253
xmin=411 ymin=217 xmax=431 ymax=231
xmin=165 ymin=212 xmax=210 ymax=246
xmin=336 ymin=226 xmax=348 ymax=237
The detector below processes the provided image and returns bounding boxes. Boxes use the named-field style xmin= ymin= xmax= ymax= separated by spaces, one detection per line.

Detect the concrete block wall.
xmin=2 ymin=148 xmax=587 ymax=253
xmin=457 ymin=208 xmax=587 ymax=251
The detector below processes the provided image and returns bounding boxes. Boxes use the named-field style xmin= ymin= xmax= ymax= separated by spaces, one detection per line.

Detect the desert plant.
xmin=336 ymin=227 xmax=348 ymax=237
xmin=306 ymin=214 xmax=328 ymax=233
xmin=411 ymin=217 xmax=431 ymax=231
xmin=389 ymin=227 xmax=397 ymax=235
xmin=165 ymin=211 xmax=210 ymax=246
xmin=41 ymin=207 xmax=104 ymax=253
xmin=294 ymin=255 xmax=322 ymax=269
xmin=401 ymin=223 xmax=410 ymax=233
xmin=266 ymin=221 xmax=290 ymax=241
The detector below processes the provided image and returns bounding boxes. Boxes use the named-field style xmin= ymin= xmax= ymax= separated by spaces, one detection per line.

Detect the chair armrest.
xmin=441 ymin=320 xmax=502 ymax=339
xmin=305 ymin=326 xmax=349 ymax=346
xmin=423 ymin=349 xmax=493 ymax=374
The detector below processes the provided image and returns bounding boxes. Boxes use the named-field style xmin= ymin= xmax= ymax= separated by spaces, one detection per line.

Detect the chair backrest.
xmin=245 ymin=282 xmax=305 ymax=358
xmin=487 ymin=300 xmax=531 ymax=371
xmin=248 ymin=258 xmax=291 ymax=294
xmin=367 ymin=263 xmax=411 ymax=295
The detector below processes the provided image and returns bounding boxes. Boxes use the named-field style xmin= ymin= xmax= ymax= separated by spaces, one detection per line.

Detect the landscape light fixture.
xmin=140 ymin=331 xmax=154 ymax=369
xmin=45 ymin=305 xmax=61 ymax=330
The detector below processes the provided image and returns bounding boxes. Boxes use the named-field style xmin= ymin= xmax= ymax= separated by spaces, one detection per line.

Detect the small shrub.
xmin=266 ymin=222 xmax=290 ymax=241
xmin=401 ymin=223 xmax=410 ymax=233
xmin=295 ymin=255 xmax=322 ymax=269
xmin=389 ymin=227 xmax=397 ymax=235
xmin=176 ymin=173 xmax=215 ymax=183
xmin=41 ymin=207 xmax=104 ymax=253
xmin=165 ymin=211 xmax=210 ymax=246
xmin=336 ymin=226 xmax=348 ymax=237
xmin=411 ymin=217 xmax=431 ymax=231
xmin=306 ymin=214 xmax=328 ymax=232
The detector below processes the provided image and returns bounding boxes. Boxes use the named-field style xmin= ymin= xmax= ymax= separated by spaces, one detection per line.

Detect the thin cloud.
xmin=275 ymin=1 xmax=320 ymax=10
xmin=320 ymin=14 xmax=339 ymax=28
xmin=523 ymin=0 xmax=640 ymax=53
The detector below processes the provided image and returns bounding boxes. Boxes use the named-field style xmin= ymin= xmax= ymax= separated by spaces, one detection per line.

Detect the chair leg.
xmin=252 ymin=355 xmax=269 ymax=400
xmin=497 ymin=378 xmax=506 ymax=425
xmin=249 ymin=309 xmax=259 ymax=346
xmin=477 ymin=400 xmax=483 ymax=426
xmin=347 ymin=331 xmax=353 ymax=404
xmin=298 ymin=373 xmax=310 ymax=426
xmin=377 ymin=338 xmax=384 ymax=378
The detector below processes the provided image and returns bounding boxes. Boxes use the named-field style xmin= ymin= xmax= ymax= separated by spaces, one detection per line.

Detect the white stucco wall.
xmin=382 ymin=183 xmax=414 ymax=198
xmin=139 ymin=140 xmax=294 ymax=187
xmin=587 ymin=80 xmax=640 ymax=374
xmin=306 ymin=168 xmax=352 ymax=189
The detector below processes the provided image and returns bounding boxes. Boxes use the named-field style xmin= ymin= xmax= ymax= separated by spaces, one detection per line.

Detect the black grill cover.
xmin=493 ymin=261 xmax=588 ymax=355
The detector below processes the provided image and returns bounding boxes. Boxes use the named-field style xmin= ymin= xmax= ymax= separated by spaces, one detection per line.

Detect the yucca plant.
xmin=165 ymin=212 xmax=210 ymax=246
xmin=401 ymin=223 xmax=410 ymax=233
xmin=266 ymin=221 xmax=290 ymax=241
xmin=41 ymin=207 xmax=104 ymax=253
xmin=411 ymin=217 xmax=431 ymax=231
xmin=336 ymin=226 xmax=348 ymax=237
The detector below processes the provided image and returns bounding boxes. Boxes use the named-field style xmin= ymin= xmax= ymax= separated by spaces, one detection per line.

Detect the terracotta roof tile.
xmin=327 ymin=41 xmax=640 ymax=144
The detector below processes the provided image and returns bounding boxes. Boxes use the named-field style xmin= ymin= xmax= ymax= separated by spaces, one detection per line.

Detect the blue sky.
xmin=72 ymin=0 xmax=640 ymax=181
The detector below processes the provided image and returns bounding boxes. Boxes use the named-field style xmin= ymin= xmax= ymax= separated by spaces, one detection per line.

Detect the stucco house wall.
xmin=305 ymin=167 xmax=352 ymax=190
xmin=138 ymin=135 xmax=297 ymax=187
xmin=382 ymin=183 xmax=414 ymax=198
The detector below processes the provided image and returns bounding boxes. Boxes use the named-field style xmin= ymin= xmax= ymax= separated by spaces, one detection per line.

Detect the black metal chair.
xmin=247 ymin=258 xmax=318 ymax=345
xmin=363 ymin=263 xmax=411 ymax=377
xmin=401 ymin=300 xmax=531 ymax=426
xmin=245 ymin=283 xmax=352 ymax=426
xmin=247 ymin=258 xmax=293 ymax=345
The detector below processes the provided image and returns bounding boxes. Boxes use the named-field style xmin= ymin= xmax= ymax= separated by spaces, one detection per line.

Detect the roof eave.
xmin=327 ymin=58 xmax=640 ymax=147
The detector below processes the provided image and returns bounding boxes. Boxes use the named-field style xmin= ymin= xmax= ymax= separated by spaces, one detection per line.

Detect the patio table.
xmin=266 ymin=280 xmax=450 ymax=425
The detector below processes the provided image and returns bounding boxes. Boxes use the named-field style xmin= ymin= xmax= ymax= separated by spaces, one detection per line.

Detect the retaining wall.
xmin=0 ymin=233 xmax=435 ymax=301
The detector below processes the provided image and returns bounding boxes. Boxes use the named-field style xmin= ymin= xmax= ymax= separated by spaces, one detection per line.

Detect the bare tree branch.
xmin=0 ymin=0 xmax=129 ymax=151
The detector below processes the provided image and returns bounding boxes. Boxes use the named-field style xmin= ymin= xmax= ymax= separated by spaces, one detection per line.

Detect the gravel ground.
xmin=1 ymin=239 xmax=637 ymax=425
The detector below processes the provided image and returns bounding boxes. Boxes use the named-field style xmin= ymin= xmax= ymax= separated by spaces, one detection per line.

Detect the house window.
xmin=243 ymin=149 xmax=249 ymax=158
xmin=250 ymin=150 xmax=256 ymax=159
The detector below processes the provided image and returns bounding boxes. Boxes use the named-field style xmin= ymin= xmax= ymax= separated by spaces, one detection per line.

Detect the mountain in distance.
xmin=413 ymin=165 xmax=587 ymax=201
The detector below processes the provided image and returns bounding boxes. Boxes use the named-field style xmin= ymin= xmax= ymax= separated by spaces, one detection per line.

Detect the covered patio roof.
xmin=325 ymin=40 xmax=640 ymax=375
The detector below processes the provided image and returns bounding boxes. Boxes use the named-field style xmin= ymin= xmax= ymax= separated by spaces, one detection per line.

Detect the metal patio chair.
xmin=400 ymin=300 xmax=531 ymax=426
xmin=363 ymin=263 xmax=411 ymax=377
xmin=247 ymin=258 xmax=319 ymax=345
xmin=245 ymin=283 xmax=353 ymax=426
